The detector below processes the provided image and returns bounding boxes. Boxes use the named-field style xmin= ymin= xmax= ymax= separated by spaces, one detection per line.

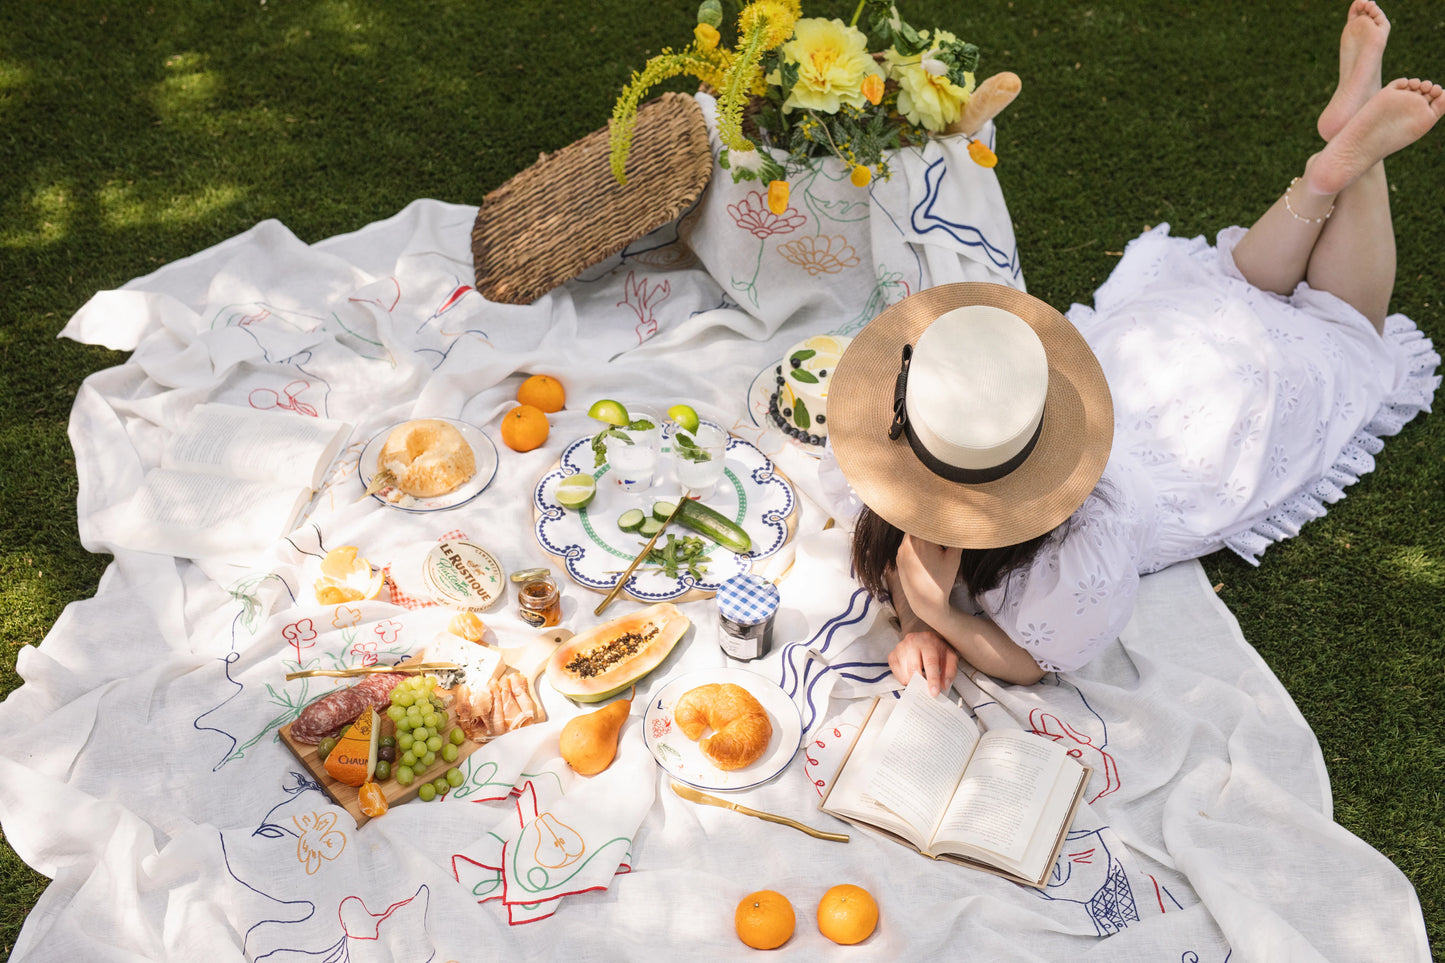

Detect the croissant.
xmin=673 ymin=683 xmax=773 ymax=771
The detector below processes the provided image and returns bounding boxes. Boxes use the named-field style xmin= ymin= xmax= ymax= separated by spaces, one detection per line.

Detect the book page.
xmin=1007 ymin=763 xmax=1086 ymax=884
xmin=932 ymin=727 xmax=1070 ymax=866
xmin=860 ymin=675 xmax=981 ymax=839
xmin=819 ymin=699 xmax=930 ymax=849
xmin=96 ymin=468 xmax=309 ymax=560
xmin=162 ymin=404 xmax=350 ymax=488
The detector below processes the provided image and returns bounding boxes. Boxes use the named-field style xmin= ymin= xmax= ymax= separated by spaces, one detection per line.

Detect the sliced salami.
xmin=290 ymin=673 xmax=406 ymax=744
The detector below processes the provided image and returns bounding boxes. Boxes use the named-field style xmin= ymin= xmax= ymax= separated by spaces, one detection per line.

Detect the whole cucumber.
xmin=670 ymin=499 xmax=751 ymax=554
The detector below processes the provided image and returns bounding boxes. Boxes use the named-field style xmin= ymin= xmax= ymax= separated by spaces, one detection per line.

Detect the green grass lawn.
xmin=3 ymin=0 xmax=1441 ymax=954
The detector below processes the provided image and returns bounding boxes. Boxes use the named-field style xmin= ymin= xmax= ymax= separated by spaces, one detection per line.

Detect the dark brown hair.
xmin=850 ymin=505 xmax=1054 ymax=605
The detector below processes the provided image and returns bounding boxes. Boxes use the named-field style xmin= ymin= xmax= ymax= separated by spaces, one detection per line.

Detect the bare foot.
xmin=1318 ymin=0 xmax=1391 ymax=141
xmin=1306 ymin=78 xmax=1445 ymax=194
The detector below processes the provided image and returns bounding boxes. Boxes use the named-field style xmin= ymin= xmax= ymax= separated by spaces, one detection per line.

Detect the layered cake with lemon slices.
xmin=767 ymin=335 xmax=852 ymax=445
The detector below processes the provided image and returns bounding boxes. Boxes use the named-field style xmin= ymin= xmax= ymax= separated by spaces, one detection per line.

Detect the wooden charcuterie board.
xmin=278 ymin=628 xmax=569 ymax=826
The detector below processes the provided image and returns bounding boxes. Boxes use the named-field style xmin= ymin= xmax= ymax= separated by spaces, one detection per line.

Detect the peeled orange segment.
xmin=315 ymin=584 xmax=364 ymax=605
xmin=447 ymin=611 xmax=487 ymax=642
xmin=314 ymin=546 xmax=384 ymax=604
xmin=358 ymin=780 xmax=389 ymax=818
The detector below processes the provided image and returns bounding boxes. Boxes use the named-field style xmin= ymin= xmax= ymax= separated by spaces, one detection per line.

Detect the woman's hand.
xmin=888 ymin=628 xmax=959 ymax=697
xmin=894 ymin=535 xmax=961 ymax=625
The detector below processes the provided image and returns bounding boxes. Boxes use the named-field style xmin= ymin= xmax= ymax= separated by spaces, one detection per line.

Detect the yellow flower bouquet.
xmin=609 ymin=0 xmax=1010 ymax=208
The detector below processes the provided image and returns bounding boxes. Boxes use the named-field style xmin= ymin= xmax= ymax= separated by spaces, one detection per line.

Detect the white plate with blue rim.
xmin=531 ymin=428 xmax=796 ymax=603
xmin=358 ymin=419 xmax=498 ymax=512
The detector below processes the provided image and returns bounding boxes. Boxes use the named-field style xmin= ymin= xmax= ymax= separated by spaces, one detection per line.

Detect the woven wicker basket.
xmin=472 ymin=93 xmax=712 ymax=305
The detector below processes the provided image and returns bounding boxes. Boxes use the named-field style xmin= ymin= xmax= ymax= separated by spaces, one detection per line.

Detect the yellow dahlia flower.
xmin=772 ymin=18 xmax=884 ymax=114
xmin=884 ymin=30 xmax=976 ymax=131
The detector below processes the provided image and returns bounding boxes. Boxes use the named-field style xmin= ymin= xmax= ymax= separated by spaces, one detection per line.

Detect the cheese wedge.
xmin=323 ymin=707 xmax=378 ymax=787
xmin=426 ymin=632 xmax=506 ymax=688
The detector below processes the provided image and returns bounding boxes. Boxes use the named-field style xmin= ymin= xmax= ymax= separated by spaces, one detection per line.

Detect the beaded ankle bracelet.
xmin=1284 ymin=177 xmax=1335 ymax=224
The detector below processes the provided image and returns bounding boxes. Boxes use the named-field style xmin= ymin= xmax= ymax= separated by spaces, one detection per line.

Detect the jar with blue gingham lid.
xmin=715 ymin=574 xmax=780 ymax=661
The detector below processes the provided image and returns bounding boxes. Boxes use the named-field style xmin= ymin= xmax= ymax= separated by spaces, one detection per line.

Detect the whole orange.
xmin=816 ymin=884 xmax=878 ymax=945
xmin=735 ymin=889 xmax=795 ymax=950
xmin=500 ymin=404 xmax=550 ymax=452
xmin=517 ymin=374 xmax=566 ymax=413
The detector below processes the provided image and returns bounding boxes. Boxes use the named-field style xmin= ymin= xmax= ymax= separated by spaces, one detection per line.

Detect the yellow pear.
xmin=559 ymin=688 xmax=633 ymax=775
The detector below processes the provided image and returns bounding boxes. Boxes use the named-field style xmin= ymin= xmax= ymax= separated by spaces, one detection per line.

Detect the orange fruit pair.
xmin=500 ymin=404 xmax=549 ymax=452
xmin=517 ymin=374 xmax=566 ymax=413
xmin=734 ymin=884 xmax=878 ymax=949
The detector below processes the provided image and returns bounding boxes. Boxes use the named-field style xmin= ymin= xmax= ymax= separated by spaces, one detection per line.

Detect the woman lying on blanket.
xmin=826 ymin=2 xmax=1442 ymax=688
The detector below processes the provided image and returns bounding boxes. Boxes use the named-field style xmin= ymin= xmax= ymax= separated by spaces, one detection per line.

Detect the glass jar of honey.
xmin=511 ymin=568 xmax=562 ymax=627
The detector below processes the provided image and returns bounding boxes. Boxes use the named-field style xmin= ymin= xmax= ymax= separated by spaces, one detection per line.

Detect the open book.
xmin=820 ymin=675 xmax=1090 ymax=888
xmin=98 ymin=403 xmax=352 ymax=561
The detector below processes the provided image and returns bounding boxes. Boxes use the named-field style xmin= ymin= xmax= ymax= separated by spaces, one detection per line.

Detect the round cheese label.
xmin=421 ymin=540 xmax=506 ymax=611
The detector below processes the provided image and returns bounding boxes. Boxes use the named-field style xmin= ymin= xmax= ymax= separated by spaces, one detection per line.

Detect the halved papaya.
xmin=546 ymin=602 xmax=690 ymax=703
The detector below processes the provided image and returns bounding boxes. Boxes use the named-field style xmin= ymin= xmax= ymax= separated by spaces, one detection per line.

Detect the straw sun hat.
xmin=828 ymin=282 xmax=1113 ymax=549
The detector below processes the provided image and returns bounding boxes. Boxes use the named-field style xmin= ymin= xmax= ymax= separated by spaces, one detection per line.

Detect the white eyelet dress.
xmin=980 ymin=224 xmax=1440 ymax=672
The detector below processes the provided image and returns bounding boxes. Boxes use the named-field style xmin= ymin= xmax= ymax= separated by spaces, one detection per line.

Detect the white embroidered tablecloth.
xmin=0 ymin=114 xmax=1429 ymax=960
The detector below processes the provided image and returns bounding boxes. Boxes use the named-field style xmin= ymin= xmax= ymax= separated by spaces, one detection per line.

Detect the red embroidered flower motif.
xmin=282 ymin=618 xmax=317 ymax=662
xmin=728 ymin=191 xmax=807 ymax=239
xmin=350 ymin=639 xmax=379 ymax=666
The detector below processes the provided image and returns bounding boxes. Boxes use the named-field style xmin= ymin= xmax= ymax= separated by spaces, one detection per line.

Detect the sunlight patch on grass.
xmin=0 ymin=59 xmax=31 ymax=93
xmin=153 ymin=54 xmax=220 ymax=120
xmin=14 ymin=184 xmax=73 ymax=246
xmin=1383 ymin=546 xmax=1443 ymax=589
xmin=98 ymin=180 xmax=246 ymax=230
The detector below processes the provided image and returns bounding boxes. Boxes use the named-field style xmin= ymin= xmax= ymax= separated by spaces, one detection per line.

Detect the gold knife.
xmin=285 ymin=661 xmax=461 ymax=681
xmin=670 ymin=780 xmax=849 ymax=843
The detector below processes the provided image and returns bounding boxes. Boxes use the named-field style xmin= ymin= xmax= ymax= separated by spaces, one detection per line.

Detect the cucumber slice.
xmin=617 ymin=509 xmax=646 ymax=532
xmin=639 ymin=517 xmax=665 ymax=537
xmin=651 ymin=500 xmax=678 ymax=521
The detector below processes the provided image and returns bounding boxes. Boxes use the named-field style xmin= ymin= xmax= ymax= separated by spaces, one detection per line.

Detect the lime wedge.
xmin=667 ymin=403 xmax=700 ymax=433
xmin=588 ymin=399 xmax=630 ymax=426
xmin=556 ymin=473 xmax=597 ymax=509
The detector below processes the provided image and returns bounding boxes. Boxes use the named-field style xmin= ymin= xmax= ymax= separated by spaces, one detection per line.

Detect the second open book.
xmin=820 ymin=674 xmax=1090 ymax=888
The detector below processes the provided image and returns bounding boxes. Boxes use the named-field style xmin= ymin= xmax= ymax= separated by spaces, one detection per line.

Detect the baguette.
xmin=951 ymin=71 xmax=1023 ymax=137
